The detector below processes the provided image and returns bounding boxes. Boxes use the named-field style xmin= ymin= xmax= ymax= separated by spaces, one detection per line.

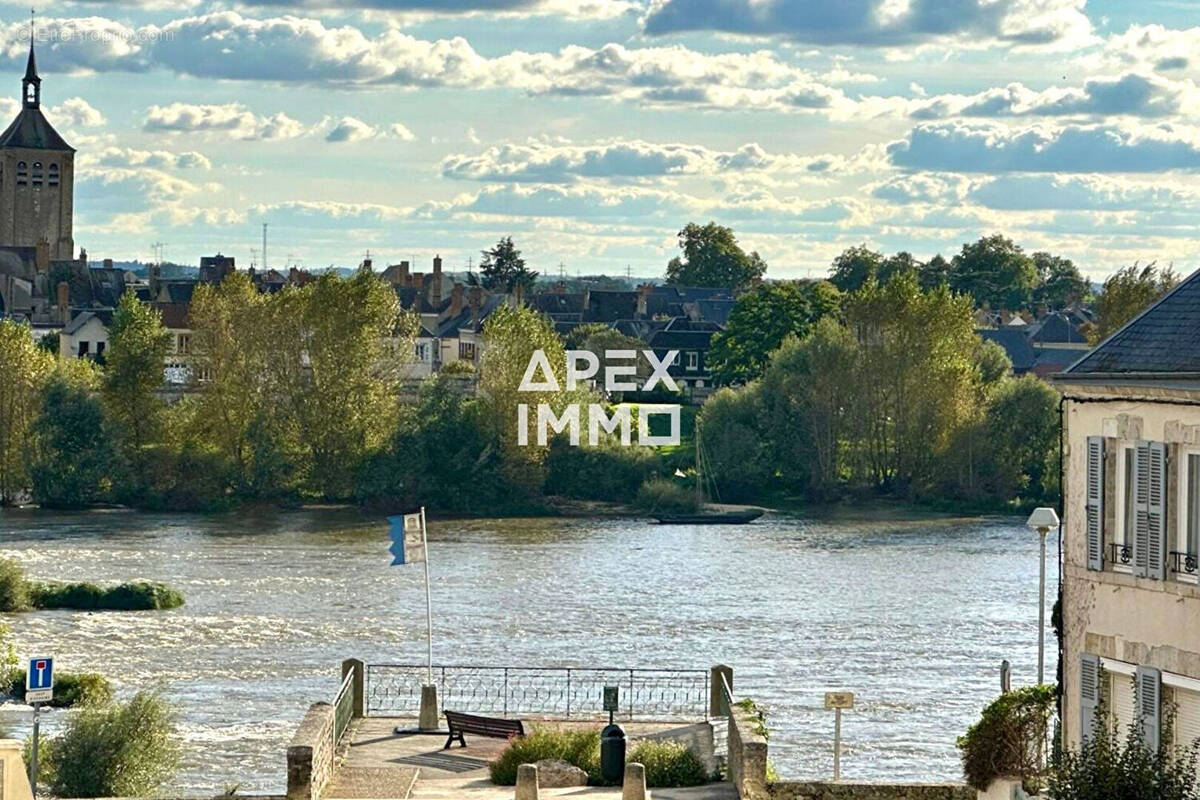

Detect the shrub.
xmin=544 ymin=436 xmax=660 ymax=503
xmin=489 ymin=728 xmax=601 ymax=785
xmin=0 ymin=558 xmax=30 ymax=612
xmin=46 ymin=689 xmax=180 ymax=798
xmin=4 ymin=670 xmax=113 ymax=708
xmin=627 ymin=739 xmax=710 ymax=787
xmin=635 ymin=477 xmax=699 ymax=514
xmin=30 ymin=581 xmax=184 ymax=611
xmin=1049 ymin=681 xmax=1200 ymax=800
xmin=957 ymin=685 xmax=1054 ymax=792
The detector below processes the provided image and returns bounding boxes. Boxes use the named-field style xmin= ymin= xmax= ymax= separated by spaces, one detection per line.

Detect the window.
xmin=32 ymin=161 xmax=42 ymax=187
xmin=1110 ymin=444 xmax=1135 ymax=571
xmin=686 ymin=351 xmax=698 ymax=371
xmin=671 ymin=351 xmax=680 ymax=366
xmin=96 ymin=342 xmax=105 ymax=356
xmin=177 ymin=334 xmax=191 ymax=354
xmin=48 ymin=163 xmax=58 ymax=187
xmin=458 ymin=342 xmax=476 ymax=361
xmin=16 ymin=161 xmax=26 ymax=185
xmin=1175 ymin=451 xmax=1200 ymax=581
xmin=78 ymin=340 xmax=89 ymax=357
xmin=415 ymin=343 xmax=429 ymax=362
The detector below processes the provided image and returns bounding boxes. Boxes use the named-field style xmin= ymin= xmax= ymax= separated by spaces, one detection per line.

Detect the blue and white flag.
xmin=387 ymin=511 xmax=426 ymax=566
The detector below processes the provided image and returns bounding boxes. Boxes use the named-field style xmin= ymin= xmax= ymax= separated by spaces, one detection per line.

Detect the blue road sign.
xmin=26 ymin=656 xmax=54 ymax=703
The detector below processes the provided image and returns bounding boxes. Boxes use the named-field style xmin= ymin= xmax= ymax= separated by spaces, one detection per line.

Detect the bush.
xmin=957 ymin=685 xmax=1054 ymax=791
xmin=1050 ymin=680 xmax=1200 ymax=800
xmin=0 ymin=558 xmax=31 ymax=612
xmin=489 ymin=728 xmax=601 ymax=785
xmin=46 ymin=689 xmax=180 ymax=798
xmin=4 ymin=670 xmax=112 ymax=708
xmin=627 ymin=739 xmax=710 ymax=787
xmin=544 ymin=436 xmax=660 ymax=503
xmin=635 ymin=477 xmax=699 ymax=514
xmin=30 ymin=581 xmax=185 ymax=611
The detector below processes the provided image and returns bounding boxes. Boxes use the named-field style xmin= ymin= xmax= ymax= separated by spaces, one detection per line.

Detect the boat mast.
xmin=695 ymin=423 xmax=704 ymax=507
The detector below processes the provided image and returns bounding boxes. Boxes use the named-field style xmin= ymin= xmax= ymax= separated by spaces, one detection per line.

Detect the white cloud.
xmin=325 ymin=116 xmax=379 ymax=143
xmin=143 ymin=103 xmax=307 ymax=140
xmin=641 ymin=0 xmax=1093 ymax=48
xmin=888 ymin=121 xmax=1200 ymax=172
xmin=84 ymin=146 xmax=212 ymax=170
xmin=0 ymin=96 xmax=106 ymax=127
xmin=390 ymin=122 xmax=416 ymax=141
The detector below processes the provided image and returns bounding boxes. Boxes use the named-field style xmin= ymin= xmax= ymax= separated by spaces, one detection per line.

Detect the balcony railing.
xmin=1107 ymin=541 xmax=1132 ymax=568
xmin=1170 ymin=551 xmax=1199 ymax=577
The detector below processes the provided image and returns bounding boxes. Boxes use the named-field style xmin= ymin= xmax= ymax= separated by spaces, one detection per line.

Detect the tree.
xmin=1090 ymin=262 xmax=1178 ymax=344
xmin=28 ymin=360 xmax=112 ymax=508
xmin=707 ymin=280 xmax=841 ymax=384
xmin=1033 ymin=252 xmax=1088 ymax=308
xmin=828 ymin=245 xmax=883 ymax=292
xmin=0 ymin=319 xmax=54 ymax=504
xmin=665 ymin=222 xmax=766 ymax=290
xmin=919 ymin=254 xmax=951 ymax=289
xmin=480 ymin=236 xmax=538 ymax=294
xmin=698 ymin=385 xmax=769 ymax=502
xmin=102 ymin=291 xmax=171 ymax=493
xmin=950 ymin=235 xmax=1039 ymax=311
xmin=189 ymin=273 xmax=270 ymax=492
xmin=879 ymin=251 xmax=921 ymax=285
xmin=983 ymin=375 xmax=1060 ymax=502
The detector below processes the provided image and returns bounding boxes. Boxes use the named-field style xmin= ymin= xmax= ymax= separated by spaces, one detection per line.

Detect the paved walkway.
xmin=327 ymin=718 xmax=731 ymax=800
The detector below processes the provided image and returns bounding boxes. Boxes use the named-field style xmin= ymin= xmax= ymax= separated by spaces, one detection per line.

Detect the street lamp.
xmin=1026 ymin=507 xmax=1060 ymax=686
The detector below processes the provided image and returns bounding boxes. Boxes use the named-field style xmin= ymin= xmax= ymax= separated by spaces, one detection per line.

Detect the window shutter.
xmin=1086 ymin=436 xmax=1105 ymax=570
xmin=1147 ymin=442 xmax=1167 ymax=580
xmin=1134 ymin=441 xmax=1151 ymax=578
xmin=1080 ymin=654 xmax=1101 ymax=743
xmin=1136 ymin=666 xmax=1162 ymax=752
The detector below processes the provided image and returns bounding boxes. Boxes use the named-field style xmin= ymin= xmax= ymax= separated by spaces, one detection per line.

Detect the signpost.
xmin=26 ymin=656 xmax=54 ymax=798
xmin=824 ymin=691 xmax=854 ymax=782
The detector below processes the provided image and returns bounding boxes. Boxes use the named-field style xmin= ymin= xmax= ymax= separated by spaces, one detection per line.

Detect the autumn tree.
xmin=665 ymin=222 xmax=766 ymax=290
xmin=102 ymin=292 xmax=171 ymax=493
xmin=1089 ymin=262 xmax=1178 ymax=344
xmin=0 ymin=319 xmax=54 ymax=503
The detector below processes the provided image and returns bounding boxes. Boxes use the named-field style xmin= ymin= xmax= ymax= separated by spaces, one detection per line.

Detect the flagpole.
xmin=420 ymin=506 xmax=433 ymax=686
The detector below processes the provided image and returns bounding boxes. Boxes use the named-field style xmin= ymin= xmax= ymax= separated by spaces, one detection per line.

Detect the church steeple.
xmin=23 ymin=11 xmax=39 ymax=109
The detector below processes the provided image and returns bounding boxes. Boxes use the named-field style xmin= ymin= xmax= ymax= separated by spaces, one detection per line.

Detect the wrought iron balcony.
xmin=1170 ymin=551 xmax=1199 ymax=576
xmin=1107 ymin=541 xmax=1132 ymax=567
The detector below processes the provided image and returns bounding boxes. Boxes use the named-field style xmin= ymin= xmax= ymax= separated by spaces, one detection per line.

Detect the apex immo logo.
xmin=517 ymin=349 xmax=681 ymax=447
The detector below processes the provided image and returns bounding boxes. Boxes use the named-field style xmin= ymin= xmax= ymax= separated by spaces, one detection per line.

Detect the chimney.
xmin=637 ymin=283 xmax=653 ymax=317
xmin=469 ymin=285 xmax=482 ymax=329
xmin=400 ymin=260 xmax=410 ymax=287
xmin=56 ymin=281 xmax=69 ymax=325
xmin=432 ymin=255 xmax=443 ymax=308
xmin=35 ymin=239 xmax=50 ymax=273
xmin=79 ymin=247 xmax=87 ymax=263
xmin=103 ymin=258 xmax=113 ymax=269
xmin=450 ymin=283 xmax=464 ymax=317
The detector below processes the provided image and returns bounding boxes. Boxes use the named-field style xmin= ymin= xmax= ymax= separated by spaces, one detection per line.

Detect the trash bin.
xmin=600 ymin=723 xmax=626 ymax=784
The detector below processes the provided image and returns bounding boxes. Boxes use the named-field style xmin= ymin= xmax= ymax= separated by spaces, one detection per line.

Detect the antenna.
xmin=262 ymin=222 xmax=268 ymax=271
xmin=249 ymin=247 xmax=259 ymax=270
xmin=151 ymin=241 xmax=167 ymax=266
xmin=559 ymin=260 xmax=566 ymax=281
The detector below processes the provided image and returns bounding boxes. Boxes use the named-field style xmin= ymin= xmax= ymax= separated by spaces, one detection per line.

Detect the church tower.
xmin=0 ymin=30 xmax=75 ymax=260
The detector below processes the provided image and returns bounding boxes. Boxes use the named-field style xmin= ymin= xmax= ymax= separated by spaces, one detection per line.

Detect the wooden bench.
xmin=443 ymin=710 xmax=524 ymax=749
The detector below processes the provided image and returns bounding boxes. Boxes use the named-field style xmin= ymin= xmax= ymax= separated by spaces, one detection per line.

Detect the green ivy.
xmin=957 ymin=684 xmax=1055 ymax=791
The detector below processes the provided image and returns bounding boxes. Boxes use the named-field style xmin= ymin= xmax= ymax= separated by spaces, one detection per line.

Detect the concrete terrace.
xmin=325 ymin=717 xmax=734 ymax=800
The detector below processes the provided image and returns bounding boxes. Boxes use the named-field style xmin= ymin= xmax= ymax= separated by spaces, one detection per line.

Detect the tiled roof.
xmin=0 ymin=107 xmax=74 ymax=152
xmin=1063 ymin=267 xmax=1200 ymax=375
xmin=978 ymin=328 xmax=1036 ymax=372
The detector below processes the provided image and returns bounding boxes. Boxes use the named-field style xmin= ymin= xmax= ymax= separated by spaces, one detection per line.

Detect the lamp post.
xmin=1026 ymin=507 xmax=1060 ymax=685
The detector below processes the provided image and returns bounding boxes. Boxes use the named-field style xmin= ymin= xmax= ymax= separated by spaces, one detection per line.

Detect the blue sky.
xmin=6 ymin=0 xmax=1200 ymax=279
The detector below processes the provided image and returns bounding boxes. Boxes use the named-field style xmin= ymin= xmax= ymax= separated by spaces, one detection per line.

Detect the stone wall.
xmin=767 ymin=781 xmax=974 ymax=800
xmin=727 ymin=701 xmax=769 ymax=800
xmin=286 ymin=702 xmax=334 ymax=800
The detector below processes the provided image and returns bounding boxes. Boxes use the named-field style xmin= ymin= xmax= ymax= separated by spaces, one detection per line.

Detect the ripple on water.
xmin=0 ymin=510 xmax=1040 ymax=793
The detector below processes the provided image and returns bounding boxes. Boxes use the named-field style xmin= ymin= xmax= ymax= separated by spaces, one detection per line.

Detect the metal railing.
xmin=1171 ymin=550 xmax=1199 ymax=576
xmin=332 ymin=669 xmax=356 ymax=750
xmin=1107 ymin=541 xmax=1132 ymax=567
xmin=365 ymin=664 xmax=710 ymax=721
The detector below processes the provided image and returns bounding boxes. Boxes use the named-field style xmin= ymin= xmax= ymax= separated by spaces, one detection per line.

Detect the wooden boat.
xmin=655 ymin=509 xmax=764 ymax=525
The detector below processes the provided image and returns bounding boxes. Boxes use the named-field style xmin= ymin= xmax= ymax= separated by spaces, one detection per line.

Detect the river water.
xmin=0 ymin=509 xmax=1044 ymax=793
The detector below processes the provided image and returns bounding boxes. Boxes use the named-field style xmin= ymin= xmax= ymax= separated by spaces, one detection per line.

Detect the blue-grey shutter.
xmin=1147 ymin=442 xmax=1167 ymax=580
xmin=1087 ymin=436 xmax=1105 ymax=570
xmin=1134 ymin=442 xmax=1151 ymax=578
xmin=1136 ymin=666 xmax=1162 ymax=752
xmin=1080 ymin=654 xmax=1101 ymax=743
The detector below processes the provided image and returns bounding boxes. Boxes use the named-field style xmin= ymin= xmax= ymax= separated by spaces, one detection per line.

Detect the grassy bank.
xmin=0 ymin=558 xmax=184 ymax=612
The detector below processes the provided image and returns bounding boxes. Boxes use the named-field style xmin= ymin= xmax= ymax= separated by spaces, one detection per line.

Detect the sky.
xmin=6 ymin=0 xmax=1200 ymax=280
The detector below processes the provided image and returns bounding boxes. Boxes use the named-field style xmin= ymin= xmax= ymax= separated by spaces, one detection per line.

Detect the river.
xmin=0 ymin=508 xmax=1044 ymax=793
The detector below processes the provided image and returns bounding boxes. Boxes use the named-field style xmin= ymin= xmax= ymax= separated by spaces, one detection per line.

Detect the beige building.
xmin=1058 ymin=268 xmax=1200 ymax=755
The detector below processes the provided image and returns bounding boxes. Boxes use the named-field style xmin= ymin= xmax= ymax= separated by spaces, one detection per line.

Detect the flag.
xmin=387 ymin=511 xmax=426 ymax=565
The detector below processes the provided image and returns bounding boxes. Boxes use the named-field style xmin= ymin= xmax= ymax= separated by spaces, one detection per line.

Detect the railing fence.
xmin=332 ymin=669 xmax=356 ymax=750
xmin=365 ymin=664 xmax=711 ymax=721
